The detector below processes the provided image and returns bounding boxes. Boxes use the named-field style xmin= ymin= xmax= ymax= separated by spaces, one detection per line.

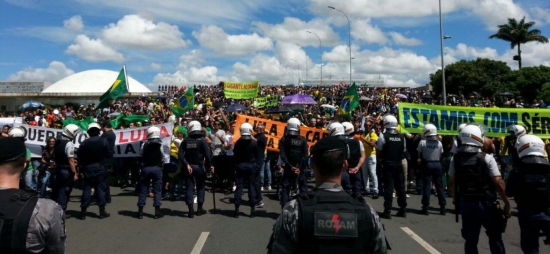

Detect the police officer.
xmin=506 ymin=134 xmax=550 ymax=253
xmin=376 ymin=115 xmax=407 ymax=219
xmin=278 ymin=117 xmax=309 ymax=208
xmin=137 ymin=126 xmax=169 ymax=219
xmin=178 ymin=121 xmax=213 ymax=218
xmin=7 ymin=127 xmax=35 ymax=192
xmin=233 ymin=122 xmax=260 ymax=218
xmin=328 ymin=122 xmax=365 ymax=198
xmin=449 ymin=124 xmax=510 ymax=254
xmin=52 ymin=124 xmax=80 ymax=215
xmin=77 ymin=122 xmax=112 ymax=220
xmin=268 ymin=136 xmax=387 ymax=253
xmin=500 ymin=124 xmax=527 ymax=172
xmin=417 ymin=124 xmax=446 ymax=215
xmin=0 ymin=137 xmax=66 ymax=253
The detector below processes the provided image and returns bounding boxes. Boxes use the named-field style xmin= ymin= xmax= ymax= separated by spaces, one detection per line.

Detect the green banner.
xmin=398 ymin=103 xmax=550 ymax=138
xmin=223 ymin=81 xmax=259 ymax=99
xmin=254 ymin=96 xmax=278 ymax=108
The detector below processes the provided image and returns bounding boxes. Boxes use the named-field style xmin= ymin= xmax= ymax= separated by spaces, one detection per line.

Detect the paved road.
xmin=64 ymin=185 xmax=547 ymax=254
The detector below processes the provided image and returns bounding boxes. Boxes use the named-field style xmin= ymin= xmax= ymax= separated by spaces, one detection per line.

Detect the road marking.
xmin=190 ymin=232 xmax=210 ymax=254
xmin=400 ymin=227 xmax=441 ymax=254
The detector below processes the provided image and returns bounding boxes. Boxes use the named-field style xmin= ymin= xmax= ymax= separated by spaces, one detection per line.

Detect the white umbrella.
xmin=320 ymin=104 xmax=336 ymax=109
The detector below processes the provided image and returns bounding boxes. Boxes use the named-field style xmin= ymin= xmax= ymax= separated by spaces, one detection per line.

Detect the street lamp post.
xmin=439 ymin=0 xmax=447 ymax=105
xmin=328 ymin=6 xmax=352 ymax=86
xmin=290 ymin=58 xmax=299 ymax=84
xmin=296 ymin=44 xmax=307 ymax=82
xmin=307 ymin=31 xmax=322 ymax=86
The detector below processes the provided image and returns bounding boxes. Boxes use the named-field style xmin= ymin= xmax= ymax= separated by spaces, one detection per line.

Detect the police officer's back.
xmin=233 ymin=122 xmax=260 ymax=218
xmin=268 ymin=136 xmax=387 ymax=254
xmin=0 ymin=138 xmax=66 ymax=253
xmin=506 ymin=134 xmax=550 ymax=253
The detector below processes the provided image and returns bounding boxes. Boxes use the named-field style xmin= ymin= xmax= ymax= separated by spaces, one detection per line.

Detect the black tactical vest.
xmin=506 ymin=136 xmax=519 ymax=165
xmin=382 ymin=132 xmax=404 ymax=162
xmin=184 ymin=137 xmax=204 ymax=166
xmin=296 ymin=190 xmax=375 ymax=253
xmin=454 ymin=152 xmax=495 ymax=200
xmin=53 ymin=140 xmax=70 ymax=167
xmin=456 ymin=136 xmax=462 ymax=148
xmin=0 ymin=189 xmax=38 ymax=253
xmin=285 ymin=136 xmax=305 ymax=166
xmin=78 ymin=136 xmax=106 ymax=167
xmin=142 ymin=141 xmax=163 ymax=167
xmin=516 ymin=157 xmax=550 ymax=211
xmin=340 ymin=137 xmax=360 ymax=168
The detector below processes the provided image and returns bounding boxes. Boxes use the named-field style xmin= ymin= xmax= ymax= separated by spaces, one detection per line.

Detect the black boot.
xmin=440 ymin=207 xmax=446 ymax=216
xmin=396 ymin=208 xmax=407 ymax=218
xmin=188 ymin=205 xmax=195 ymax=218
xmin=99 ymin=206 xmax=110 ymax=219
xmin=234 ymin=207 xmax=240 ymax=218
xmin=418 ymin=208 xmax=429 ymax=216
xmin=380 ymin=209 xmax=392 ymax=219
xmin=80 ymin=207 xmax=87 ymax=220
xmin=154 ymin=206 xmax=164 ymax=219
xmin=250 ymin=206 xmax=256 ymax=218
xmin=137 ymin=206 xmax=143 ymax=219
xmin=197 ymin=203 xmax=206 ymax=216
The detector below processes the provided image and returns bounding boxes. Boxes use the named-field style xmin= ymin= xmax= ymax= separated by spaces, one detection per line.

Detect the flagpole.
xmin=123 ymin=65 xmax=130 ymax=93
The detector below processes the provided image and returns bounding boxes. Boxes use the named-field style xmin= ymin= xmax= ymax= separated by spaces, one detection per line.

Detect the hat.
xmin=310 ymin=136 xmax=348 ymax=159
xmin=0 ymin=138 xmax=27 ymax=163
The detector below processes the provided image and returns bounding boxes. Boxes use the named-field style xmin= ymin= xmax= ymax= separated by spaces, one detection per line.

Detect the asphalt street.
xmin=64 ymin=185 xmax=548 ymax=254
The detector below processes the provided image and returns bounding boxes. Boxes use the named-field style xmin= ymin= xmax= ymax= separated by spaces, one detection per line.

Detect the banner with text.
xmin=398 ymin=103 xmax=550 ymax=138
xmin=254 ymin=96 xmax=279 ymax=108
xmin=14 ymin=123 xmax=173 ymax=158
xmin=223 ymin=81 xmax=259 ymax=99
xmin=233 ymin=114 xmax=328 ymax=152
xmin=0 ymin=117 xmax=23 ymax=128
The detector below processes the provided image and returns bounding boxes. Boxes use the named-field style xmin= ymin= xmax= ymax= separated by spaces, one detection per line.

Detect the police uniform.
xmin=233 ymin=136 xmax=260 ymax=217
xmin=339 ymin=135 xmax=364 ymax=197
xmin=278 ymin=135 xmax=309 ymax=208
xmin=417 ymin=138 xmax=446 ymax=213
xmin=506 ymin=155 xmax=550 ymax=253
xmin=138 ymin=139 xmax=169 ymax=211
xmin=449 ymin=148 xmax=506 ymax=254
xmin=178 ymin=131 xmax=212 ymax=217
xmin=376 ymin=129 xmax=407 ymax=217
xmin=52 ymin=136 xmax=76 ymax=211
xmin=77 ymin=134 xmax=112 ymax=218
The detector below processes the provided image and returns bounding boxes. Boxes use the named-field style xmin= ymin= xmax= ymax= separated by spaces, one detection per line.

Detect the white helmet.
xmin=87 ymin=122 xmax=101 ymax=131
xmin=327 ymin=122 xmax=345 ymax=136
xmin=515 ymin=134 xmax=545 ymax=158
xmin=167 ymin=115 xmax=176 ymax=123
xmin=423 ymin=123 xmax=437 ymax=137
xmin=383 ymin=115 xmax=398 ymax=129
xmin=507 ymin=125 xmax=526 ymax=138
xmin=173 ymin=138 xmax=182 ymax=148
xmin=8 ymin=127 xmax=25 ymax=139
xmin=342 ymin=122 xmax=354 ymax=135
xmin=459 ymin=124 xmax=484 ymax=147
xmin=147 ymin=126 xmax=161 ymax=140
xmin=286 ymin=118 xmax=301 ymax=136
xmin=240 ymin=122 xmax=253 ymax=139
xmin=62 ymin=124 xmax=80 ymax=140
xmin=458 ymin=123 xmax=467 ymax=133
xmin=188 ymin=120 xmax=201 ymax=133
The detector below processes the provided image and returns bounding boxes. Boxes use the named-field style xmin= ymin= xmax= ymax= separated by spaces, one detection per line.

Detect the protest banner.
xmin=14 ymin=123 xmax=173 ymax=158
xmin=223 ymin=81 xmax=259 ymax=99
xmin=233 ymin=114 xmax=328 ymax=152
xmin=0 ymin=117 xmax=23 ymax=128
xmin=254 ymin=96 xmax=279 ymax=108
xmin=398 ymin=103 xmax=550 ymax=138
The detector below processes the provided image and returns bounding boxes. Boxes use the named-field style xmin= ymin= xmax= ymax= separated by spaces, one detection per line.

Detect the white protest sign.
xmin=0 ymin=117 xmax=23 ymax=128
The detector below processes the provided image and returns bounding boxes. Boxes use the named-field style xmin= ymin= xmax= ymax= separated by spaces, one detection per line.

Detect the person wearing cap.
xmin=0 ymin=138 xmax=66 ymax=253
xmin=232 ymin=122 xmax=260 ymax=218
xmin=268 ymin=136 xmax=387 ymax=254
xmin=77 ymin=123 xmax=112 ymax=220
xmin=8 ymin=127 xmax=38 ymax=192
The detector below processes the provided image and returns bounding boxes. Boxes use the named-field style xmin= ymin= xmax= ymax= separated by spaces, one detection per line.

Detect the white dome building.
xmin=42 ymin=69 xmax=152 ymax=94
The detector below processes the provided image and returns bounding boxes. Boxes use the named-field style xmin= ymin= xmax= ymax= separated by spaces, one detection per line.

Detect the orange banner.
xmin=233 ymin=114 xmax=328 ymax=152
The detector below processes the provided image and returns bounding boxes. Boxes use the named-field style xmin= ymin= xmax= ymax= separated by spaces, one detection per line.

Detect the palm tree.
xmin=489 ymin=17 xmax=548 ymax=69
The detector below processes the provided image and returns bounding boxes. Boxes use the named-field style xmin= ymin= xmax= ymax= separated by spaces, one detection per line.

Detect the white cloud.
xmin=232 ymin=54 xmax=287 ymax=82
xmin=7 ymin=61 xmax=75 ymax=82
xmin=101 ymin=15 xmax=190 ymax=50
xmin=351 ymin=19 xmax=388 ymax=45
xmin=388 ymin=32 xmax=423 ymax=46
xmin=254 ymin=17 xmax=340 ymax=47
xmin=531 ymin=7 xmax=550 ymax=24
xmin=63 ymin=15 xmax=84 ymax=31
xmin=150 ymin=63 xmax=161 ymax=70
xmin=192 ymin=25 xmax=273 ymax=56
xmin=152 ymin=67 xmax=224 ymax=87
xmin=66 ymin=35 xmax=125 ymax=62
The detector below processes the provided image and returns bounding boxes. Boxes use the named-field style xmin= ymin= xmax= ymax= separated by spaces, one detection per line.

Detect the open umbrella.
xmin=281 ymin=94 xmax=317 ymax=105
xmin=320 ymin=104 xmax=336 ymax=109
xmin=20 ymin=101 xmax=44 ymax=110
xmin=395 ymin=93 xmax=407 ymax=99
xmin=264 ymin=105 xmax=293 ymax=114
xmin=499 ymin=92 xmax=513 ymax=96
xmin=226 ymin=104 xmax=247 ymax=113
xmin=360 ymin=96 xmax=372 ymax=101
xmin=422 ymin=94 xmax=433 ymax=99
xmin=471 ymin=91 xmax=481 ymax=98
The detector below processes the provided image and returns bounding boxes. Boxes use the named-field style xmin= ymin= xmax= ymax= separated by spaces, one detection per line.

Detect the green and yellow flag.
xmin=95 ymin=67 xmax=129 ymax=110
xmin=171 ymin=87 xmax=194 ymax=117
xmin=339 ymin=83 xmax=359 ymax=118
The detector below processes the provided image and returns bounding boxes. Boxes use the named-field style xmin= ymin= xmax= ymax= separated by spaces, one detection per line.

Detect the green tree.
xmin=509 ymin=65 xmax=550 ymax=103
xmin=489 ymin=17 xmax=549 ymax=69
xmin=539 ymin=82 xmax=550 ymax=105
xmin=430 ymin=58 xmax=512 ymax=98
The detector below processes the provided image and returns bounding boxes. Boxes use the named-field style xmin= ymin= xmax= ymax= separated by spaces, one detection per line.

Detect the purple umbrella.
xmin=281 ymin=94 xmax=317 ymax=105
xmin=395 ymin=93 xmax=408 ymax=99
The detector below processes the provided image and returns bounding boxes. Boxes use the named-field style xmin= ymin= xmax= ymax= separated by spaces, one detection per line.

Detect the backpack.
xmin=0 ymin=189 xmax=38 ymax=253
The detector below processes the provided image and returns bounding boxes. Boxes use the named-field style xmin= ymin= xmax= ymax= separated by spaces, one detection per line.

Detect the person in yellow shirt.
xmin=358 ymin=119 xmax=379 ymax=199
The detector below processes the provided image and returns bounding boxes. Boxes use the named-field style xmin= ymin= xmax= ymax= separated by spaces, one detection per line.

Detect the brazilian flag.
xmin=95 ymin=67 xmax=128 ymax=110
xmin=171 ymin=87 xmax=194 ymax=117
xmin=339 ymin=83 xmax=359 ymax=118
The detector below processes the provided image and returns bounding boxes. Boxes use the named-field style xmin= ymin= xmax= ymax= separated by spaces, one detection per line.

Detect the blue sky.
xmin=1 ymin=0 xmax=549 ymax=89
